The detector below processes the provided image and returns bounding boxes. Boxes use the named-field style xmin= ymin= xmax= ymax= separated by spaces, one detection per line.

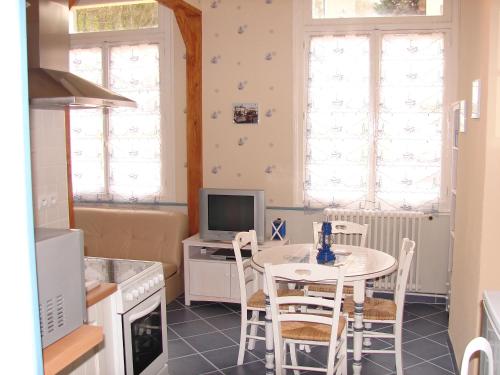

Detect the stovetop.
xmin=84 ymin=257 xmax=156 ymax=285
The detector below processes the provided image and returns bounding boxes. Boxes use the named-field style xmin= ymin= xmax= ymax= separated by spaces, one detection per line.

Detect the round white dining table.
xmin=251 ymin=243 xmax=397 ymax=375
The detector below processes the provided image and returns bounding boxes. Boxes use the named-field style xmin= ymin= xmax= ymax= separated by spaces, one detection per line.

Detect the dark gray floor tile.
xmin=220 ymin=327 xmax=242 ymax=343
xmin=220 ymin=360 xmax=266 ymax=374
xmin=167 ymin=327 xmax=180 ymax=341
xmin=191 ymin=303 xmax=234 ymax=318
xmin=167 ymin=353 xmax=218 ymax=375
xmin=403 ymin=310 xmax=420 ymax=322
xmin=404 ymin=317 xmax=448 ymax=337
xmin=363 ymin=349 xmax=423 ymax=371
xmin=222 ymin=302 xmax=241 ymax=312
xmin=424 ymin=311 xmax=450 ymax=327
xmin=167 ymin=299 xmax=185 ymax=311
xmin=169 ymin=319 xmax=218 ymax=337
xmin=347 ymin=358 xmax=392 ymax=375
xmin=203 ymin=345 xmax=260 ymax=369
xmin=168 ymin=339 xmax=196 ymax=359
xmin=167 ymin=308 xmax=201 ymax=324
xmin=404 ymin=303 xmax=445 ymax=317
xmin=430 ymin=354 xmax=456 ymax=372
xmin=427 ymin=331 xmax=451 ymax=346
xmin=402 ymin=361 xmax=454 ymax=375
xmin=205 ymin=313 xmax=242 ymax=330
xmin=403 ymin=337 xmax=449 ymax=360
xmin=184 ymin=331 xmax=236 ymax=353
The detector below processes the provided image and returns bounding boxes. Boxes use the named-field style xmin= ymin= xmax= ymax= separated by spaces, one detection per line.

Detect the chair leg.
xmin=289 ymin=342 xmax=300 ymax=375
xmin=237 ymin=308 xmax=248 ymax=365
xmin=247 ymin=310 xmax=259 ymax=350
xmin=395 ymin=323 xmax=403 ymax=375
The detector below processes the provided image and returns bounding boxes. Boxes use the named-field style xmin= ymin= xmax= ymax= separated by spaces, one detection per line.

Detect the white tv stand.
xmin=182 ymin=233 xmax=289 ymax=305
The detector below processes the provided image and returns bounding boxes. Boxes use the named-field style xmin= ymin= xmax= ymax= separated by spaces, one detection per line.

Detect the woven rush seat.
xmin=281 ymin=316 xmax=346 ymax=341
xmin=247 ymin=289 xmax=304 ymax=309
xmin=307 ymin=283 xmax=354 ymax=295
xmin=343 ymin=297 xmax=397 ymax=320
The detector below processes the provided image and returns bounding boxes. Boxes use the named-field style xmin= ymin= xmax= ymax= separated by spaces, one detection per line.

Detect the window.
xmin=302 ymin=4 xmax=450 ymax=212
xmin=69 ymin=1 xmax=159 ymax=33
xmin=69 ymin=1 xmax=171 ymax=203
xmin=312 ymin=0 xmax=444 ymax=19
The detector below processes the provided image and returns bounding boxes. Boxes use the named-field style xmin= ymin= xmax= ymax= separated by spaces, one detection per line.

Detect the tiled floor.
xmin=167 ymin=296 xmax=456 ymax=375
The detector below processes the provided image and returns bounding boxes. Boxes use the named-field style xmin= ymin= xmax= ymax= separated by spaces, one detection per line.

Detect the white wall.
xmin=30 ymin=109 xmax=70 ymax=229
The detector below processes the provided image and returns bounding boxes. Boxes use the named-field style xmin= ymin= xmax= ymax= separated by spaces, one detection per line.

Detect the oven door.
xmin=122 ymin=289 xmax=168 ymax=375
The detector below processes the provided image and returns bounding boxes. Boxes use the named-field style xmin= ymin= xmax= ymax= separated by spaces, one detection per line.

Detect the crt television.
xmin=199 ymin=188 xmax=265 ymax=243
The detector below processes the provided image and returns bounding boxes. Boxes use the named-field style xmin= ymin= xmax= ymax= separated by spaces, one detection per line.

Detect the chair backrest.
xmin=264 ymin=262 xmax=346 ymax=374
xmin=232 ymin=230 xmax=260 ymax=308
xmin=394 ymin=238 xmax=416 ymax=315
xmin=460 ymin=337 xmax=494 ymax=375
xmin=313 ymin=220 xmax=369 ymax=249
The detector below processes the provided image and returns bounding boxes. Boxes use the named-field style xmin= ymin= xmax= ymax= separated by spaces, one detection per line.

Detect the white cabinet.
xmin=183 ymin=233 xmax=288 ymax=305
xmin=189 ymin=260 xmax=231 ymax=298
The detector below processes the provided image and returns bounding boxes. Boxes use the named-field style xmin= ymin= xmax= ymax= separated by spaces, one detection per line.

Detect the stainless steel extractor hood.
xmin=27 ymin=0 xmax=136 ymax=109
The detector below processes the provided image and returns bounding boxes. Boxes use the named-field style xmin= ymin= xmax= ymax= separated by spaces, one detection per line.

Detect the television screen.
xmin=208 ymin=194 xmax=254 ymax=231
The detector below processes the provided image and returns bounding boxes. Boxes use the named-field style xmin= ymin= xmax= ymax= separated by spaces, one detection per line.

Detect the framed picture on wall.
xmin=233 ymin=103 xmax=259 ymax=124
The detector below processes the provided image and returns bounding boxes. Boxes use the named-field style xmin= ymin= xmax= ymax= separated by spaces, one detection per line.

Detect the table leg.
xmin=264 ymin=277 xmax=274 ymax=375
xmin=363 ymin=279 xmax=374 ymax=347
xmin=353 ymin=280 xmax=365 ymax=375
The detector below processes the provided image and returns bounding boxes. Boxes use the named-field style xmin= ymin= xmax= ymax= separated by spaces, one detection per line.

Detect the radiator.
xmin=324 ymin=209 xmax=425 ymax=292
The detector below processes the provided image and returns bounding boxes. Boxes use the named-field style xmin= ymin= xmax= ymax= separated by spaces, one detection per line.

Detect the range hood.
xmin=27 ymin=0 xmax=136 ymax=109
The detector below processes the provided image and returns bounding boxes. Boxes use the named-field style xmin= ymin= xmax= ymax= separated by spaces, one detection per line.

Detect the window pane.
xmin=70 ymin=1 xmax=158 ymax=34
xmin=108 ymin=43 xmax=161 ymax=202
xmin=304 ymin=35 xmax=371 ymax=208
xmin=312 ymin=0 xmax=443 ymax=19
xmin=376 ymin=33 xmax=444 ymax=211
xmin=69 ymin=47 xmax=106 ymax=200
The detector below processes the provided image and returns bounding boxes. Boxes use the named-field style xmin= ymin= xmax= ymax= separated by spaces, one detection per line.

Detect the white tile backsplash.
xmin=30 ymin=109 xmax=69 ymax=229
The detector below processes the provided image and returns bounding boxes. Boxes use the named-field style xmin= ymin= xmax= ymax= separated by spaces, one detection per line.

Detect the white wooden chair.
xmin=342 ymin=238 xmax=416 ymax=375
xmin=233 ymin=230 xmax=303 ymax=365
xmin=264 ymin=262 xmax=348 ymax=375
xmin=307 ymin=220 xmax=369 ymax=297
xmin=460 ymin=337 xmax=493 ymax=375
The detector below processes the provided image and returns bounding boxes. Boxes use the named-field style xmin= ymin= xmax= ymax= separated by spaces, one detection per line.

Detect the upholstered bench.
xmin=74 ymin=207 xmax=188 ymax=304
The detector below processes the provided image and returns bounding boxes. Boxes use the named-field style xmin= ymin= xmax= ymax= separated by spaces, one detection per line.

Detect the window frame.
xmin=305 ymin=0 xmax=453 ymax=26
xmin=69 ymin=3 xmax=175 ymax=202
xmin=293 ymin=0 xmax=458 ymax=212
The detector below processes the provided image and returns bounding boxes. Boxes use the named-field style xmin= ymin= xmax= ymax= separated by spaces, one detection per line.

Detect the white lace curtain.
xmin=69 ymin=43 xmax=161 ymax=203
xmin=304 ymin=32 xmax=444 ymax=212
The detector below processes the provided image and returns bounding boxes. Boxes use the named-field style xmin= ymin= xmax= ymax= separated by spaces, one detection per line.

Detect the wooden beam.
xmin=68 ymin=0 xmax=77 ymax=8
xmin=157 ymin=0 xmax=202 ymax=235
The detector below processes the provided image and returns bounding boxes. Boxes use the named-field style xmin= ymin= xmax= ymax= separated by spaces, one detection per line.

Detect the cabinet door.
xmin=189 ymin=261 xmax=231 ymax=298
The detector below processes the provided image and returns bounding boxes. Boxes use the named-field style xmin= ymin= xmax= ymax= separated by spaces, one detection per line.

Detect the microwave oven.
xmin=35 ymin=228 xmax=86 ymax=348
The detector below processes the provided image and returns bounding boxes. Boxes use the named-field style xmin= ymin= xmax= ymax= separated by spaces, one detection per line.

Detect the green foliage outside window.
xmin=74 ymin=2 xmax=158 ymax=33
xmin=374 ymin=0 xmax=423 ymax=15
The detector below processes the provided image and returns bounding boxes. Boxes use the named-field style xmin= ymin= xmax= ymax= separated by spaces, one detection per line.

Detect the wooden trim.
xmin=43 ymin=325 xmax=103 ymax=375
xmin=86 ymin=282 xmax=117 ymax=308
xmin=65 ymin=108 xmax=75 ymax=229
xmin=157 ymin=0 xmax=202 ymax=235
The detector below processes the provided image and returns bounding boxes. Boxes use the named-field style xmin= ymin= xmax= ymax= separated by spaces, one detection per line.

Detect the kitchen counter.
xmin=43 ymin=325 xmax=103 ymax=375
xmin=86 ymin=282 xmax=117 ymax=307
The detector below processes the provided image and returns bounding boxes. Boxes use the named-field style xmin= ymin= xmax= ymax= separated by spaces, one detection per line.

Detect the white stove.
xmin=85 ymin=257 xmax=165 ymax=312
xmin=84 ymin=257 xmax=168 ymax=375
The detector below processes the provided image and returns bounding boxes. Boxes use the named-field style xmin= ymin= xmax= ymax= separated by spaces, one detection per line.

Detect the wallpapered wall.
xmin=202 ymin=0 xmax=295 ymax=207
